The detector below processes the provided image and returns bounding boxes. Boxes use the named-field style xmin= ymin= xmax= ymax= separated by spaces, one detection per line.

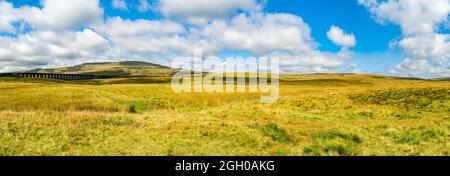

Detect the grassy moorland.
xmin=0 ymin=74 xmax=448 ymax=156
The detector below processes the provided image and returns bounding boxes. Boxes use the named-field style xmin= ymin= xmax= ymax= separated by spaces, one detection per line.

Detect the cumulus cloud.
xmin=159 ymin=0 xmax=262 ymax=25
xmin=137 ymin=0 xmax=153 ymax=12
xmin=0 ymin=29 xmax=109 ymax=72
xmin=200 ymin=13 xmax=316 ymax=55
xmin=0 ymin=0 xmax=103 ymax=32
xmin=94 ymin=11 xmax=354 ymax=73
xmin=270 ymin=49 xmax=352 ymax=73
xmin=359 ymin=0 xmax=449 ymax=36
xmin=97 ymin=17 xmax=203 ymax=56
xmin=327 ymin=26 xmax=356 ymax=48
xmin=0 ymin=0 xmax=357 ymax=74
xmin=25 ymin=0 xmax=104 ymax=31
xmin=197 ymin=13 xmax=355 ymax=73
xmin=100 ymin=17 xmax=185 ymax=38
xmin=112 ymin=0 xmax=128 ymax=10
xmin=359 ymin=0 xmax=450 ymax=77
xmin=399 ymin=34 xmax=450 ymax=64
xmin=0 ymin=1 xmax=19 ymax=33
xmin=390 ymin=58 xmax=449 ymax=78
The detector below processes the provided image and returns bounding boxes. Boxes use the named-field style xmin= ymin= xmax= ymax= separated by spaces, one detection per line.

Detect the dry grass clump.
xmin=0 ymin=74 xmax=449 ymax=156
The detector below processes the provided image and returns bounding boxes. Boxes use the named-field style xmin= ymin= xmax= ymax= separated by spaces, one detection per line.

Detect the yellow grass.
xmin=0 ymin=74 xmax=448 ymax=156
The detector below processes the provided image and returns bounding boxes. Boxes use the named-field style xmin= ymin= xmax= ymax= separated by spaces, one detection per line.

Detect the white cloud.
xmin=327 ymin=25 xmax=356 ymax=48
xmin=0 ymin=1 xmax=19 ymax=33
xmin=399 ymin=34 xmax=450 ymax=64
xmin=200 ymin=13 xmax=316 ymax=55
xmin=73 ymin=29 xmax=110 ymax=52
xmin=348 ymin=63 xmax=364 ymax=74
xmin=159 ymin=0 xmax=262 ymax=25
xmin=97 ymin=12 xmax=354 ymax=73
xmin=24 ymin=0 xmax=104 ymax=31
xmin=137 ymin=0 xmax=152 ymax=12
xmin=390 ymin=58 xmax=449 ymax=78
xmin=270 ymin=50 xmax=352 ymax=73
xmin=194 ymin=13 xmax=355 ymax=73
xmin=0 ymin=0 xmax=357 ymax=74
xmin=97 ymin=17 xmax=206 ymax=56
xmin=0 ymin=29 xmax=109 ymax=72
xmin=360 ymin=0 xmax=450 ymax=77
xmin=0 ymin=0 xmax=104 ymax=32
xmin=0 ymin=0 xmax=107 ymax=71
xmin=100 ymin=17 xmax=185 ymax=38
xmin=359 ymin=0 xmax=449 ymax=36
xmin=112 ymin=0 xmax=128 ymax=10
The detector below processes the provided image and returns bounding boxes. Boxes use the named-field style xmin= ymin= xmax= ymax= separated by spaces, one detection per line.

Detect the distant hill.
xmin=433 ymin=77 xmax=450 ymax=81
xmin=26 ymin=61 xmax=178 ymax=77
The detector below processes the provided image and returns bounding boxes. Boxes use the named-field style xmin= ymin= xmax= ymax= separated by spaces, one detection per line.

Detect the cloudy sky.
xmin=0 ymin=0 xmax=449 ymax=78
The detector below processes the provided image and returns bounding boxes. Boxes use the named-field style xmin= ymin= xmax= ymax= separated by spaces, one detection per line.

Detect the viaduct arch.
xmin=1 ymin=73 xmax=95 ymax=80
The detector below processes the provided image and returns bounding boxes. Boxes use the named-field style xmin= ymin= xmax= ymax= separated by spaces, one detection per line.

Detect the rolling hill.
xmin=26 ymin=61 xmax=178 ymax=77
xmin=0 ymin=68 xmax=449 ymax=156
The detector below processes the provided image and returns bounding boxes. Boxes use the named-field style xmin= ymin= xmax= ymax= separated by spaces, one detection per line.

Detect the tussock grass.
xmin=312 ymin=131 xmax=362 ymax=143
xmin=349 ymin=88 xmax=450 ymax=110
xmin=249 ymin=123 xmax=291 ymax=143
xmin=0 ymin=74 xmax=449 ymax=156
xmin=94 ymin=116 xmax=140 ymax=127
xmin=384 ymin=128 xmax=446 ymax=145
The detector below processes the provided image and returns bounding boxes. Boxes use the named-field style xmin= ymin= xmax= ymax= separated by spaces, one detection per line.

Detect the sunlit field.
xmin=0 ymin=74 xmax=449 ymax=156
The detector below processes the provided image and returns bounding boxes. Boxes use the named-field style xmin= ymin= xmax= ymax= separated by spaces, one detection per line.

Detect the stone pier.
xmin=13 ymin=73 xmax=94 ymax=80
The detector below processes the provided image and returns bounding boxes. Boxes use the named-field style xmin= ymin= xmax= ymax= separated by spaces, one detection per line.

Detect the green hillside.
xmin=26 ymin=61 xmax=178 ymax=77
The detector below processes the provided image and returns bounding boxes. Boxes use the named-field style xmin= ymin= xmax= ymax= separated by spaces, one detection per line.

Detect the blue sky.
xmin=265 ymin=0 xmax=405 ymax=74
xmin=266 ymin=0 xmax=400 ymax=51
xmin=0 ymin=0 xmax=449 ymax=77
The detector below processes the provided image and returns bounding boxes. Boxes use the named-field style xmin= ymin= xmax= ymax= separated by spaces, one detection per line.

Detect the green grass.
xmin=30 ymin=61 xmax=177 ymax=77
xmin=384 ymin=128 xmax=445 ymax=145
xmin=250 ymin=123 xmax=291 ymax=143
xmin=312 ymin=131 xmax=362 ymax=143
xmin=304 ymin=144 xmax=352 ymax=156
xmin=0 ymin=74 xmax=449 ymax=156
xmin=350 ymin=88 xmax=450 ymax=110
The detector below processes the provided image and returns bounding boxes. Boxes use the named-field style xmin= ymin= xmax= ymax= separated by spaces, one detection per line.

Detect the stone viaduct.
xmin=1 ymin=73 xmax=95 ymax=80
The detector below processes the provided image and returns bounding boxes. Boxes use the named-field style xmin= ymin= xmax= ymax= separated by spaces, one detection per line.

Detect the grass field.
xmin=0 ymin=74 xmax=449 ymax=156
